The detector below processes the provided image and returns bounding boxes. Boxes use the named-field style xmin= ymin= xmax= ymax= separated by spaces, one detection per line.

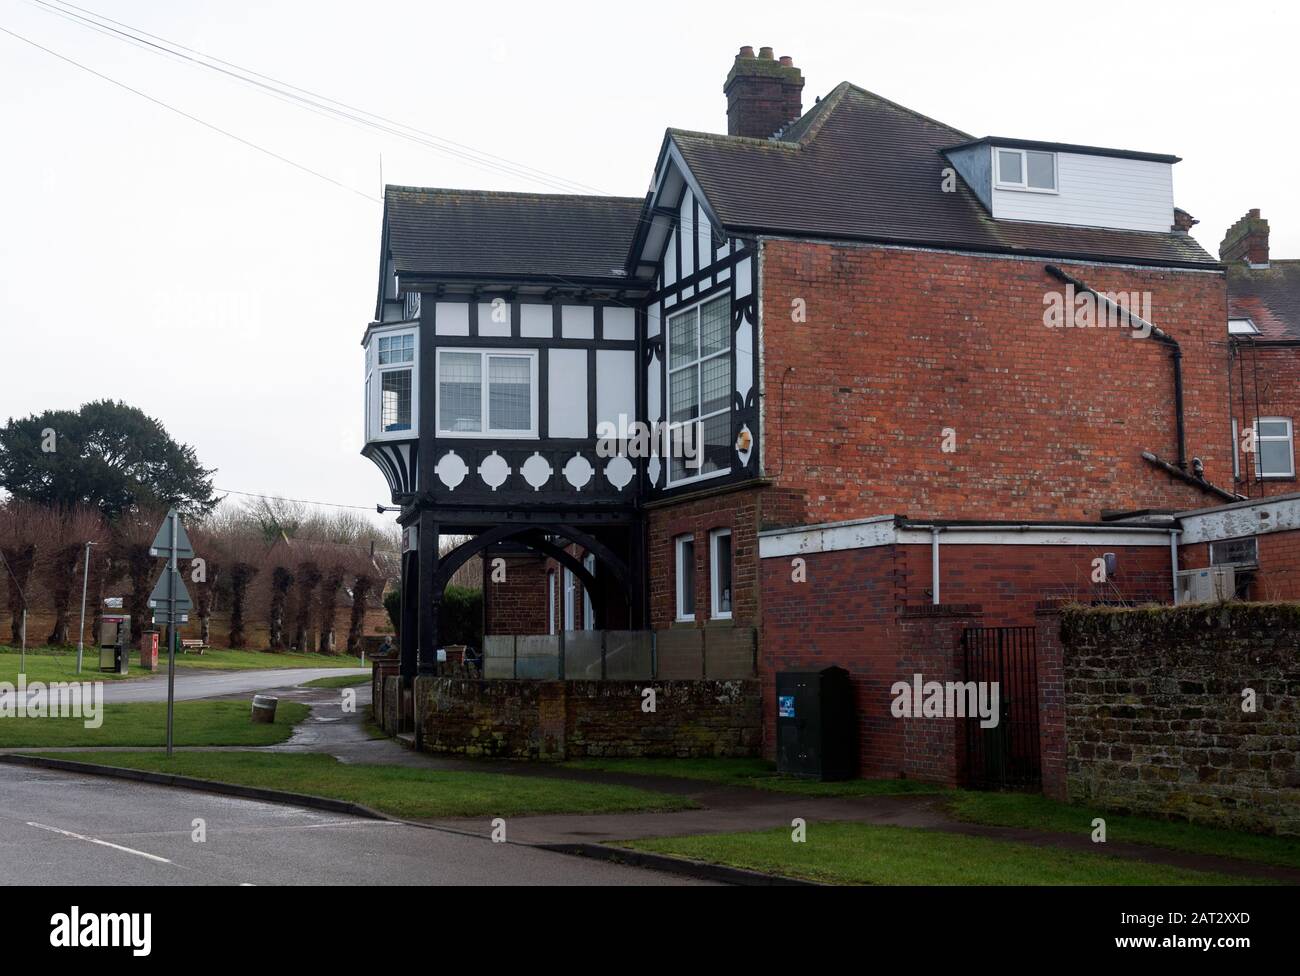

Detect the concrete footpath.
xmin=14 ymin=675 xmax=1300 ymax=884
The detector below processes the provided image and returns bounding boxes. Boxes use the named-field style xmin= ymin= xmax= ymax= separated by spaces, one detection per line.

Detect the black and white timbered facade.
xmin=361 ymin=170 xmax=765 ymax=680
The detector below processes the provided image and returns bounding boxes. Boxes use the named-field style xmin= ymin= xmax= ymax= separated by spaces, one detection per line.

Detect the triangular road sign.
xmin=148 ymin=570 xmax=192 ymax=611
xmin=149 ymin=508 xmax=194 ymax=559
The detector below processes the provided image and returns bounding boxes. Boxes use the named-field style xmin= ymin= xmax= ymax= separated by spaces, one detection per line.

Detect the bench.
xmin=180 ymin=639 xmax=208 ymax=654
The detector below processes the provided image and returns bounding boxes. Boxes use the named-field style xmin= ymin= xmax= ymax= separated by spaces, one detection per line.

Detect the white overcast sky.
xmin=2 ymin=0 xmax=1297 ymax=530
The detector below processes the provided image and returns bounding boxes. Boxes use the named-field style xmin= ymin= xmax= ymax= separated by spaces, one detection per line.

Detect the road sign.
xmin=148 ymin=571 xmax=192 ymax=612
xmin=149 ymin=508 xmax=194 ymax=559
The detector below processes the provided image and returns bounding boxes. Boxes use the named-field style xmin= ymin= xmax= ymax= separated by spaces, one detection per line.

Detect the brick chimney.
xmin=724 ymin=46 xmax=804 ymax=139
xmin=1219 ymin=209 xmax=1270 ymax=266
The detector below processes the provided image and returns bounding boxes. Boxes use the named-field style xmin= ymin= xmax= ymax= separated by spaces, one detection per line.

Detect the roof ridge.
xmin=384 ymin=184 xmax=642 ymax=204
xmin=829 ymin=83 xmax=973 ymax=143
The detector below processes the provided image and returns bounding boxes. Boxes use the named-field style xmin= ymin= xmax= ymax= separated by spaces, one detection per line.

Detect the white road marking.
xmin=27 ymin=821 xmax=174 ymax=864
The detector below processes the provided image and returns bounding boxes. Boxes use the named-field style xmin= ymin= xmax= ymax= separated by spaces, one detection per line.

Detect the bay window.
xmin=365 ymin=327 xmax=418 ymax=440
xmin=436 ymin=348 xmax=538 ymax=438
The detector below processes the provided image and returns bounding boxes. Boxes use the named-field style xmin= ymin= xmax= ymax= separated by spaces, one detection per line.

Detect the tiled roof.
xmin=384 ymin=186 xmax=643 ymax=284
xmin=670 ymin=83 xmax=1217 ymax=269
xmin=1227 ymin=261 xmax=1300 ymax=341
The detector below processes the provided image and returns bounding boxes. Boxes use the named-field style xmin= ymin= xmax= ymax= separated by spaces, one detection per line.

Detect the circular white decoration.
xmin=604 ymin=455 xmax=634 ymax=491
xmin=434 ymin=450 xmax=468 ymax=491
xmin=646 ymin=454 xmax=661 ymax=487
xmin=521 ymin=452 xmax=552 ymax=491
xmin=563 ymin=453 xmax=594 ymax=491
xmin=478 ymin=451 xmax=510 ymax=491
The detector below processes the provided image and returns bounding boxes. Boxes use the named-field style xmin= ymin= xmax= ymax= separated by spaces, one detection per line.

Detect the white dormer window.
xmin=1228 ymin=317 xmax=1260 ymax=335
xmin=995 ymin=148 xmax=1057 ymax=192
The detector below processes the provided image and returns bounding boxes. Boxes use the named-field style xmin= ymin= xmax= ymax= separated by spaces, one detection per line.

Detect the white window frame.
xmin=365 ymin=323 xmax=419 ymax=442
xmin=709 ymin=528 xmax=733 ymax=620
xmin=1228 ymin=317 xmax=1260 ymax=335
xmin=1231 ymin=419 xmax=1240 ymax=480
xmin=547 ymin=571 xmax=557 ymax=635
xmin=675 ymin=534 xmax=695 ymax=622
xmin=666 ymin=293 xmax=731 ymax=487
xmin=1254 ymin=417 xmax=1295 ymax=478
xmin=994 ymin=147 xmax=1058 ymax=193
xmin=563 ymin=567 xmax=575 ymax=632
xmin=435 ymin=347 xmax=539 ymax=439
xmin=582 ymin=554 xmax=595 ymax=631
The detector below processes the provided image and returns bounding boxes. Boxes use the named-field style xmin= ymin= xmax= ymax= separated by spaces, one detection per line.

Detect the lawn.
xmin=170 ymin=649 xmax=369 ymax=671
xmin=0 ymin=649 xmax=149 ymax=684
xmin=34 ymin=751 xmax=696 ymax=820
xmin=0 ymin=647 xmax=369 ymax=684
xmin=0 ymin=700 xmax=309 ymax=747
xmin=623 ymin=822 xmax=1259 ymax=885
xmin=301 ymin=673 xmax=371 ymax=689
xmin=947 ymin=791 xmax=1300 ymax=871
xmin=561 ymin=757 xmax=948 ymax=797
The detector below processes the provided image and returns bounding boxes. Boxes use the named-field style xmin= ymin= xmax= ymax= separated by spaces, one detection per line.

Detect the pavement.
xmin=0 ymin=765 xmax=708 ymax=885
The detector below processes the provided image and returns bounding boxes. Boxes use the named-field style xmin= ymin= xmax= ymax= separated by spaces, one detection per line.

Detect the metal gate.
xmin=961 ymin=626 xmax=1040 ymax=790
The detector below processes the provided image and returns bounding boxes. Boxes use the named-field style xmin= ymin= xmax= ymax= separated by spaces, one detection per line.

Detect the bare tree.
xmin=42 ymin=505 xmax=108 ymax=645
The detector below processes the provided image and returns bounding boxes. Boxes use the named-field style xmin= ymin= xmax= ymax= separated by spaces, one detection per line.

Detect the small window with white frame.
xmin=1254 ymin=417 xmax=1294 ymax=478
xmin=436 ymin=348 xmax=538 ymax=438
xmin=667 ymin=294 xmax=732 ymax=485
xmin=710 ymin=528 xmax=732 ymax=619
xmin=365 ymin=327 xmax=418 ymax=439
xmin=1228 ymin=317 xmax=1259 ymax=335
xmin=675 ymin=535 xmax=695 ymax=622
xmin=995 ymin=147 xmax=1057 ymax=192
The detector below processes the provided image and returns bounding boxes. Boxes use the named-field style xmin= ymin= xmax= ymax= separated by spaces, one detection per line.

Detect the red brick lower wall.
xmin=760 ymin=539 xmax=1176 ymax=782
xmin=1178 ymin=529 xmax=1300 ymax=602
xmin=483 ymin=553 xmax=549 ymax=636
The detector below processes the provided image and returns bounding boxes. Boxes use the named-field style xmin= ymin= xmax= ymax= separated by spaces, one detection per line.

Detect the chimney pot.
xmin=779 ymin=55 xmax=793 ymax=66
xmin=738 ymin=45 xmax=754 ymax=58
xmin=758 ymin=46 xmax=775 ymax=59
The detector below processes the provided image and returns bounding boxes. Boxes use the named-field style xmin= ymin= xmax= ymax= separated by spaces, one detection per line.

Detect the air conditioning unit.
xmin=1176 ymin=566 xmax=1236 ymax=605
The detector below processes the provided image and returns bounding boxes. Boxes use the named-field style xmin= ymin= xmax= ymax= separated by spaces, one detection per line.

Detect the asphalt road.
xmin=0 ymin=766 xmax=707 ymax=885
xmin=101 ymin=668 xmax=371 ymax=704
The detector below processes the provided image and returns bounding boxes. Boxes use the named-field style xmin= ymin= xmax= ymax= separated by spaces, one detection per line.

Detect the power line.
xmin=0 ymin=23 xmax=380 ymax=203
xmin=28 ymin=0 xmax=607 ymax=196
xmin=214 ymin=487 xmax=384 ymax=513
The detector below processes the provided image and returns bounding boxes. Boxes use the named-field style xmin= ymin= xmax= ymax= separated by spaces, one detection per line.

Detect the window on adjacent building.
xmin=710 ymin=528 xmax=732 ymax=619
xmin=436 ymin=348 xmax=538 ymax=437
xmin=1228 ymin=317 xmax=1260 ymax=335
xmin=996 ymin=148 xmax=1056 ymax=191
xmin=1254 ymin=417 xmax=1294 ymax=478
xmin=547 ymin=571 xmax=557 ymax=635
xmin=582 ymin=554 xmax=595 ymax=631
xmin=667 ymin=294 xmax=731 ymax=484
xmin=366 ymin=328 xmax=417 ymax=438
xmin=675 ymin=535 xmax=695 ymax=621
xmin=1231 ymin=419 xmax=1240 ymax=479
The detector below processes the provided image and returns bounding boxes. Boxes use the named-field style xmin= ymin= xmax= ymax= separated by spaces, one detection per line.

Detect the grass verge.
xmin=623 ymin=822 xmax=1260 ymax=885
xmin=0 ymin=700 xmax=309 ymax=747
xmin=1 ymin=647 xmax=369 ymax=684
xmin=0 ymin=649 xmax=146 ymax=683
xmin=32 ymin=751 xmax=696 ymax=820
xmin=169 ymin=649 xmax=369 ymax=671
xmin=947 ymin=792 xmax=1300 ymax=871
xmin=561 ymin=757 xmax=947 ymax=796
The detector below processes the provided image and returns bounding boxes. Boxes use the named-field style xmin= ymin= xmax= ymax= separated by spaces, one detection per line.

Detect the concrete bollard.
xmin=250 ymin=694 xmax=278 ymax=724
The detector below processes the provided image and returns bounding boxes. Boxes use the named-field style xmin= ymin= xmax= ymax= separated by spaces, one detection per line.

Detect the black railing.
xmin=961 ymin=626 xmax=1041 ymax=790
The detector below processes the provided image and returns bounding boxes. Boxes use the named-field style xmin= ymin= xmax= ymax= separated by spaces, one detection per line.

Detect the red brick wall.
xmin=759 ymin=239 xmax=1231 ymax=522
xmin=1229 ymin=343 xmax=1300 ymax=497
xmin=759 ymin=538 xmax=1175 ymax=780
xmin=1177 ymin=530 xmax=1300 ymax=602
xmin=483 ymin=553 xmax=549 ymax=636
xmin=899 ymin=541 xmax=1172 ymax=625
xmin=647 ymin=486 xmax=763 ymax=630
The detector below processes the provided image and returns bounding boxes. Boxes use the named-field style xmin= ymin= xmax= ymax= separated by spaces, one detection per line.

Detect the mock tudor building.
xmin=361 ymin=46 xmax=1298 ymax=781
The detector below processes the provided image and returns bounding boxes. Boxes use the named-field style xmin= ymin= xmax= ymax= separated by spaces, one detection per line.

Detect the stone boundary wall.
xmin=1048 ymin=603 xmax=1300 ymax=836
xmin=411 ymin=677 xmax=761 ymax=760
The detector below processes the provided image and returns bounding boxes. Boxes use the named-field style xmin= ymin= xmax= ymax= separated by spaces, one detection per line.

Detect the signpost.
xmin=75 ymin=540 xmax=96 ymax=676
xmin=147 ymin=509 xmax=193 ymax=757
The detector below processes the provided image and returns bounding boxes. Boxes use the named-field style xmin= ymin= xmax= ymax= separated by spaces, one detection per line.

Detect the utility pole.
xmin=75 ymin=540 xmax=95 ymax=676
